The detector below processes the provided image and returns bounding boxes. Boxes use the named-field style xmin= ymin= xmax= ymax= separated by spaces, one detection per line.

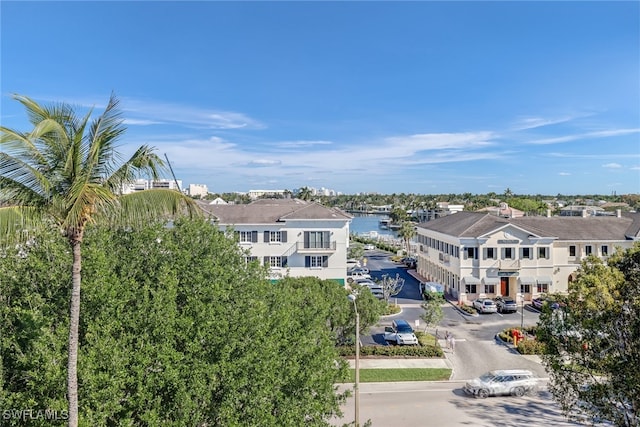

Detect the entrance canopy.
xmin=518 ymin=276 xmax=536 ymax=285
xmin=483 ymin=277 xmax=500 ymax=285
xmin=463 ymin=276 xmax=480 ymax=284
xmin=537 ymin=276 xmax=552 ymax=284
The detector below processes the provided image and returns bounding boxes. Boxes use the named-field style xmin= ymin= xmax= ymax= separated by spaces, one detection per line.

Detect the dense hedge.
xmin=337 ymin=344 xmax=443 ymax=358
xmin=497 ymin=327 xmax=544 ymax=354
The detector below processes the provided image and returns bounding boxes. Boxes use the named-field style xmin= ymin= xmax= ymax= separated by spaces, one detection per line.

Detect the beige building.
xmin=415 ymin=210 xmax=640 ymax=304
xmin=198 ymin=199 xmax=353 ymax=284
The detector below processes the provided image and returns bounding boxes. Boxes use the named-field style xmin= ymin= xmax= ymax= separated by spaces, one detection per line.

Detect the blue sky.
xmin=2 ymin=1 xmax=639 ymax=196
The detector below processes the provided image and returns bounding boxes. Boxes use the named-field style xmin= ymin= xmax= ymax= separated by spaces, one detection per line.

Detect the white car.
xmin=384 ymin=319 xmax=418 ymax=345
xmin=364 ymin=244 xmax=375 ymax=250
xmin=349 ymin=266 xmax=370 ymax=274
xmin=473 ymin=298 xmax=498 ymax=314
xmin=464 ymin=370 xmax=538 ymax=398
xmin=347 ymin=271 xmax=371 ymax=283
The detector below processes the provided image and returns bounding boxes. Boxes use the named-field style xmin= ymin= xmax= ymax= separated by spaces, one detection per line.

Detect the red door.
xmin=501 ymin=277 xmax=509 ymax=296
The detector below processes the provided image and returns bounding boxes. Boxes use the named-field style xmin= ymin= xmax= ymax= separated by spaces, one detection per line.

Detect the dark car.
xmin=494 ymin=296 xmax=518 ymax=313
xmin=532 ymin=296 xmax=562 ymax=311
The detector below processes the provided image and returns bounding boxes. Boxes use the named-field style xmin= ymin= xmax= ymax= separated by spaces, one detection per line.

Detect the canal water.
xmin=349 ymin=213 xmax=398 ymax=237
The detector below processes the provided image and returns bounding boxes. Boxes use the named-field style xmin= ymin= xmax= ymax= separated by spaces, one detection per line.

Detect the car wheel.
xmin=476 ymin=389 xmax=489 ymax=399
xmin=512 ymin=387 xmax=525 ymax=397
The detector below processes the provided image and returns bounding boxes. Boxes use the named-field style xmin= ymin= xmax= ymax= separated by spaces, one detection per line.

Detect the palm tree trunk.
xmin=67 ymin=239 xmax=81 ymax=427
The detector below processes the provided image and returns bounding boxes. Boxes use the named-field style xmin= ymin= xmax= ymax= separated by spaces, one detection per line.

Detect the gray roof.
xmin=197 ymin=198 xmax=352 ymax=225
xmin=416 ymin=211 xmax=640 ymax=241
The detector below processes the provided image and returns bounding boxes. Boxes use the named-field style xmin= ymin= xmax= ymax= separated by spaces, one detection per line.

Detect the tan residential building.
xmin=198 ymin=198 xmax=353 ymax=284
xmin=415 ymin=210 xmax=640 ymax=304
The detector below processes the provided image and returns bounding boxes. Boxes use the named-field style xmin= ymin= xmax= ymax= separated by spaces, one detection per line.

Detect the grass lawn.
xmin=343 ymin=368 xmax=451 ymax=383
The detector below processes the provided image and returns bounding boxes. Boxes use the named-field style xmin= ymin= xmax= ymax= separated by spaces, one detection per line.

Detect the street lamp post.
xmin=348 ymin=294 xmax=360 ymax=427
xmin=520 ymin=293 xmax=524 ymax=330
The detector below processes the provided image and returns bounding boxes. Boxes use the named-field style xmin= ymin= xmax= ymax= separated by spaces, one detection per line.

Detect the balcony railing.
xmin=296 ymin=241 xmax=337 ymax=252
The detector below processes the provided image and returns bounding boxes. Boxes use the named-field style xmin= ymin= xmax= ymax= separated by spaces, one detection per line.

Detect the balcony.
xmin=296 ymin=241 xmax=337 ymax=253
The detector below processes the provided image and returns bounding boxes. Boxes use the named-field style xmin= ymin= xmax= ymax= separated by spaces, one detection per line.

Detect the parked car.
xmin=532 ymin=296 xmax=561 ymax=311
xmin=473 ymin=298 xmax=498 ymax=314
xmin=383 ymin=319 xmax=418 ymax=345
xmin=349 ymin=266 xmax=370 ymax=275
xmin=363 ymin=244 xmax=376 ymax=250
xmin=494 ymin=296 xmax=518 ymax=313
xmin=361 ymin=283 xmax=384 ymax=300
xmin=347 ymin=271 xmax=371 ymax=283
xmin=464 ymin=369 xmax=538 ymax=398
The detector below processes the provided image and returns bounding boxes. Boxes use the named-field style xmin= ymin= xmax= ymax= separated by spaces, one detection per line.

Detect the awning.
xmin=518 ymin=276 xmax=536 ymax=285
xmin=463 ymin=276 xmax=481 ymax=284
xmin=537 ymin=276 xmax=553 ymax=284
xmin=482 ymin=277 xmax=500 ymax=285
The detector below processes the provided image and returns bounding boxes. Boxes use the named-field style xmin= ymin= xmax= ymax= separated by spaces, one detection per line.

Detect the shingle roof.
xmin=416 ymin=211 xmax=640 ymax=241
xmin=197 ymin=198 xmax=352 ymax=224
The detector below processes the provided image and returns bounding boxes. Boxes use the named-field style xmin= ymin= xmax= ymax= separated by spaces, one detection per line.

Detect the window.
xmin=521 ymin=247 xmax=532 ymax=260
xmin=264 ymin=256 xmax=287 ymax=268
xmin=484 ymin=247 xmax=496 ymax=260
xmin=502 ymin=247 xmax=514 ymax=260
xmin=520 ymin=284 xmax=531 ymax=293
xmin=304 ymin=231 xmax=330 ymax=249
xmin=601 ymin=245 xmax=609 ymax=256
xmin=239 ymin=231 xmax=257 ymax=243
xmin=585 ymin=245 xmax=593 ymax=256
xmin=569 ymin=245 xmax=576 ymax=257
xmin=264 ymin=231 xmax=287 ymax=243
xmin=305 ymin=255 xmax=328 ymax=268
xmin=465 ymin=284 xmax=477 ymax=294
xmin=538 ymin=247 xmax=549 ymax=259
xmin=244 ymin=256 xmax=258 ymax=264
xmin=485 ymin=284 xmax=496 ymax=294
xmin=465 ymin=247 xmax=477 ymax=259
xmin=537 ymin=283 xmax=549 ymax=293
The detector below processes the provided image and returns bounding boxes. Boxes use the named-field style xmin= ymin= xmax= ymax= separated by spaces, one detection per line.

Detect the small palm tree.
xmin=399 ymin=221 xmax=416 ymax=255
xmin=0 ymin=94 xmax=200 ymax=427
xmin=298 ymin=186 xmax=312 ymax=201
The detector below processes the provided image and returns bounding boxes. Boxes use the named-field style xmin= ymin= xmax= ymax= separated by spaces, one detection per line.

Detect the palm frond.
xmin=104 ymin=145 xmax=166 ymax=192
xmin=94 ymin=188 xmax=202 ymax=229
xmin=0 ymin=205 xmax=49 ymax=244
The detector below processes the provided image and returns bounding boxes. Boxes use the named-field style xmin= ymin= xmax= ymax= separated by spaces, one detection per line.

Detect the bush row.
xmin=337 ymin=344 xmax=443 ymax=358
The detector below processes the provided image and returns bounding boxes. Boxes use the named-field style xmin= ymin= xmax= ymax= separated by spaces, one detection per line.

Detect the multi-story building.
xmin=187 ymin=183 xmax=209 ymax=198
xmin=198 ymin=198 xmax=353 ymax=283
xmin=414 ymin=210 xmax=640 ymax=304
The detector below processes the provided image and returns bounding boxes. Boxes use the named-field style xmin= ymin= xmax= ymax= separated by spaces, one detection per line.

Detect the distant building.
xmin=199 ymin=198 xmax=353 ymax=284
xmin=151 ymin=179 xmax=182 ymax=191
xmin=187 ymin=184 xmax=209 ymax=198
xmin=477 ymin=202 xmax=525 ymax=218
xmin=414 ymin=210 xmax=640 ymax=304
xmin=248 ymin=189 xmax=287 ymax=199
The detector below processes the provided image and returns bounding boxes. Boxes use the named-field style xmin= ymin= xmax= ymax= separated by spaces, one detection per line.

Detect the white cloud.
xmin=121 ymin=98 xmax=264 ymax=130
xmin=512 ymin=115 xmax=579 ymax=131
xmin=528 ymin=128 xmax=640 ymax=145
xmin=558 ymin=172 xmax=571 ymax=176
xmin=247 ymin=159 xmax=282 ymax=167
xmin=275 ymin=140 xmax=334 ymax=148
xmin=122 ymin=118 xmax=164 ymax=126
xmin=602 ymin=163 xmax=623 ymax=169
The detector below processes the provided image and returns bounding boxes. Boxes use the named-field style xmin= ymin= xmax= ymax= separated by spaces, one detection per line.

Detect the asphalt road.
xmin=360 ymin=249 xmax=547 ymax=381
xmin=332 ymin=382 xmax=584 ymax=427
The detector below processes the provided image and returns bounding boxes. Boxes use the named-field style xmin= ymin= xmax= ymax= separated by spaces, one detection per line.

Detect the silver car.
xmin=464 ymin=369 xmax=538 ymax=398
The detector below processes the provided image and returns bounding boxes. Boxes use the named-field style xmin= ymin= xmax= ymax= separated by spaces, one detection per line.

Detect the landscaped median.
xmin=337 ymin=331 xmax=452 ymax=382
xmin=343 ymin=368 xmax=452 ymax=383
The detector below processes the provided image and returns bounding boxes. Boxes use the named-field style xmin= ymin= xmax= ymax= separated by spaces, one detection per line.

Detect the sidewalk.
xmin=346 ymin=357 xmax=452 ymax=369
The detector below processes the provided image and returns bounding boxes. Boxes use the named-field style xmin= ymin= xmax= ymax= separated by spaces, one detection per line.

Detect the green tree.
xmin=536 ymin=245 xmax=640 ymax=426
xmin=398 ymin=221 xmax=416 ymax=255
xmin=420 ymin=297 xmax=444 ymax=333
xmin=298 ymin=186 xmax=312 ymax=201
xmin=0 ymin=94 xmax=198 ymax=426
xmin=0 ymin=219 xmax=353 ymax=426
xmin=348 ymin=242 xmax=365 ymax=261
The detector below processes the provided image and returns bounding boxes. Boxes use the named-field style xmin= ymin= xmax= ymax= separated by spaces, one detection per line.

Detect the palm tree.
xmin=398 ymin=221 xmax=416 ymax=255
xmin=0 ymin=94 xmax=199 ymax=427
xmin=298 ymin=186 xmax=312 ymax=201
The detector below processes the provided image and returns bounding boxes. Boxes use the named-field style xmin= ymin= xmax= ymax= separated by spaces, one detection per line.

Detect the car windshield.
xmin=396 ymin=325 xmax=413 ymax=333
xmin=479 ymin=373 xmax=497 ymax=382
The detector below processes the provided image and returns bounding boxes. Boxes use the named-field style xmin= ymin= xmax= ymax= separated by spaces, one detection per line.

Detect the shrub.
xmin=458 ymin=304 xmax=476 ymax=315
xmin=337 ymin=344 xmax=443 ymax=358
xmin=517 ymin=338 xmax=545 ymax=355
xmin=383 ymin=303 xmax=401 ymax=316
